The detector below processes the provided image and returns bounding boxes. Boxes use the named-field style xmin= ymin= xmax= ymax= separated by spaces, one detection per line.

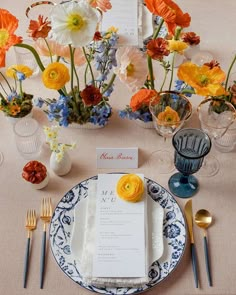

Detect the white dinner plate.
xmin=49 ymin=175 xmax=186 ymax=294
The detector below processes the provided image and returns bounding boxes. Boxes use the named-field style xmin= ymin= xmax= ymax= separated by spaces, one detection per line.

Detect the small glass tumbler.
xmin=13 ymin=118 xmax=43 ymax=159
xmin=168 ymin=128 xmax=212 ymax=198
xmin=14 ymin=39 xmax=39 ymax=76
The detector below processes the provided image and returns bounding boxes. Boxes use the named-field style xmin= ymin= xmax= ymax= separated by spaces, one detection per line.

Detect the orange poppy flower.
xmin=157 ymin=106 xmax=180 ymax=126
xmin=0 ymin=9 xmax=22 ymax=67
xmin=130 ymin=89 xmax=157 ymax=112
xmin=27 ymin=15 xmax=51 ymax=40
xmin=144 ymin=0 xmax=191 ymax=35
xmin=178 ymin=62 xmax=227 ymax=96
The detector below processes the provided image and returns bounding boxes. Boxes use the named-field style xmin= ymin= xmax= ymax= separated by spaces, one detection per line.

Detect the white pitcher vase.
xmin=50 ymin=151 xmax=72 ymax=176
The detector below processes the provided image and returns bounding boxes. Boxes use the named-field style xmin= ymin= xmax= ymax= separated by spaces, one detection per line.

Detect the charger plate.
xmin=49 ymin=175 xmax=186 ymax=294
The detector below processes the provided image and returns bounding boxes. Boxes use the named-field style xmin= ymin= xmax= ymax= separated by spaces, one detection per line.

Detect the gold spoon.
xmin=194 ymin=209 xmax=213 ymax=287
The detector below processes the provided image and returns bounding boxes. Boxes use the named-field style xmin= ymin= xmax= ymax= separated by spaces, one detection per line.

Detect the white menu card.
xmin=101 ymin=0 xmax=142 ymax=47
xmin=92 ymin=174 xmax=146 ymax=278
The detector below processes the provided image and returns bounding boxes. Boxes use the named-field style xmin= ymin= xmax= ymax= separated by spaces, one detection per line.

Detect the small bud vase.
xmin=50 ymin=151 xmax=72 ymax=176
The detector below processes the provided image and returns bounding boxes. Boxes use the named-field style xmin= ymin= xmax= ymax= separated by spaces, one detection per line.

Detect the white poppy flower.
xmin=114 ymin=47 xmax=148 ymax=93
xmin=50 ymin=0 xmax=99 ymax=47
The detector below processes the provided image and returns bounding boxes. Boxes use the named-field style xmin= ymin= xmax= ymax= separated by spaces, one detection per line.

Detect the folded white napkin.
xmin=70 ymin=180 xmax=164 ymax=288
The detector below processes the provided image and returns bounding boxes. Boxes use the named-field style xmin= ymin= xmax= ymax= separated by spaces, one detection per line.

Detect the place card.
xmin=101 ymin=0 xmax=143 ymax=47
xmin=96 ymin=147 xmax=138 ymax=169
xmin=92 ymin=173 xmax=146 ymax=278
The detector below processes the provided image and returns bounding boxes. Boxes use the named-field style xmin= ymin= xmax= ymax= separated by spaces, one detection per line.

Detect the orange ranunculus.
xmin=144 ymin=0 xmax=191 ymax=35
xmin=116 ymin=174 xmax=144 ymax=202
xmin=157 ymin=106 xmax=180 ymax=125
xmin=146 ymin=38 xmax=170 ymax=60
xmin=27 ymin=15 xmax=51 ymax=40
xmin=178 ymin=62 xmax=227 ymax=96
xmin=22 ymin=161 xmax=47 ymax=184
xmin=130 ymin=89 xmax=157 ymax=112
xmin=0 ymin=9 xmax=22 ymax=67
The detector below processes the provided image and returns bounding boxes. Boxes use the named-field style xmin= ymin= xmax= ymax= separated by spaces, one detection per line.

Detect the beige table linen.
xmin=1 ymin=0 xmax=236 ymax=294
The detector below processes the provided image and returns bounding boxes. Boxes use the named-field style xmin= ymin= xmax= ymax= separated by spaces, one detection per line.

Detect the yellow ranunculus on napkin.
xmin=70 ymin=179 xmax=164 ymax=288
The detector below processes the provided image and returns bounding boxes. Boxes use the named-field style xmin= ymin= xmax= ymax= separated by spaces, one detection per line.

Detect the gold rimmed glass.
xmin=148 ymin=91 xmax=192 ymax=174
xmin=197 ymin=97 xmax=236 ymax=176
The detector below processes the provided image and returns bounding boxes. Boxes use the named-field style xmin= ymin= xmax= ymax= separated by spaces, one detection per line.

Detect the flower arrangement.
xmin=118 ymin=0 xmax=195 ymax=123
xmin=43 ymin=125 xmax=76 ymax=162
xmin=0 ymin=0 xmax=117 ymax=127
xmin=176 ymin=54 xmax=236 ymax=111
xmin=22 ymin=161 xmax=47 ymax=184
xmin=0 ymin=65 xmax=33 ymax=118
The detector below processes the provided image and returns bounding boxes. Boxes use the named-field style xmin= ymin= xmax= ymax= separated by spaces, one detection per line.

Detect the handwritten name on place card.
xmin=96 ymin=148 xmax=138 ymax=168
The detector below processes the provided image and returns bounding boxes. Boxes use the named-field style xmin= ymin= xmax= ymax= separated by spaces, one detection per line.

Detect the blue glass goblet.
xmin=168 ymin=128 xmax=211 ymax=198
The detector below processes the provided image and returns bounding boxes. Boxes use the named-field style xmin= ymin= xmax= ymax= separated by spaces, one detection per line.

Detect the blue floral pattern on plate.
xmin=49 ymin=176 xmax=186 ymax=294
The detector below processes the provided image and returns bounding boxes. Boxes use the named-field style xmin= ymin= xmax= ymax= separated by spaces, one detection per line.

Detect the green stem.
xmin=160 ymin=67 xmax=168 ymax=91
xmin=181 ymin=88 xmax=195 ymax=95
xmin=169 ymin=52 xmax=176 ymax=90
xmin=0 ymin=72 xmax=12 ymax=93
xmin=19 ymin=80 xmax=23 ymax=97
xmin=147 ymin=18 xmax=165 ymax=90
xmin=82 ymin=46 xmax=95 ymax=86
xmin=14 ymin=43 xmax=45 ymax=72
xmin=102 ymin=73 xmax=116 ymax=95
xmin=44 ymin=39 xmax=53 ymax=63
xmin=168 ymin=27 xmax=182 ymax=90
xmin=225 ymin=54 xmax=236 ymax=90
xmin=69 ymin=45 xmax=75 ymax=99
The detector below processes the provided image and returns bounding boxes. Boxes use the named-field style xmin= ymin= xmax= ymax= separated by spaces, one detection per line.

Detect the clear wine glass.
xmin=197 ymin=97 xmax=236 ymax=176
xmin=168 ymin=128 xmax=212 ymax=198
xmin=148 ymin=91 xmax=192 ymax=174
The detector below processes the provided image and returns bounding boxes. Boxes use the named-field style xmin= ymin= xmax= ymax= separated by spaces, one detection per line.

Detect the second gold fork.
xmin=40 ymin=198 xmax=52 ymax=289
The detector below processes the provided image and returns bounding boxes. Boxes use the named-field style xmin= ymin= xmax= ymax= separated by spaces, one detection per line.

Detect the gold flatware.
xmin=40 ymin=198 xmax=52 ymax=289
xmin=24 ymin=209 xmax=37 ymax=288
xmin=184 ymin=200 xmax=199 ymax=288
xmin=195 ymin=209 xmax=213 ymax=287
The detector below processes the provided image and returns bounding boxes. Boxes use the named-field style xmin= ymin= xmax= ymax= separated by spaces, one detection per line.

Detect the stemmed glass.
xmin=168 ymin=128 xmax=212 ymax=198
xmin=148 ymin=91 xmax=192 ymax=174
xmin=197 ymin=97 xmax=236 ymax=176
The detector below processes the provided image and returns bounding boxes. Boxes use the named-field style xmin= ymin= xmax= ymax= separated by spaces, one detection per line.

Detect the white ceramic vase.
xmin=50 ymin=151 xmax=72 ymax=176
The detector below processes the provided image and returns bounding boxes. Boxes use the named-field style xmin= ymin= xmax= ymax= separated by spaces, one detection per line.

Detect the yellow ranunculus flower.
xmin=168 ymin=40 xmax=188 ymax=54
xmin=42 ymin=62 xmax=70 ymax=90
xmin=157 ymin=106 xmax=180 ymax=126
xmin=116 ymin=174 xmax=144 ymax=202
xmin=6 ymin=65 xmax=33 ymax=79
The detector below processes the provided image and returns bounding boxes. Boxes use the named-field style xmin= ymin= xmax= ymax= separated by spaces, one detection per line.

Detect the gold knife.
xmin=184 ymin=200 xmax=199 ymax=288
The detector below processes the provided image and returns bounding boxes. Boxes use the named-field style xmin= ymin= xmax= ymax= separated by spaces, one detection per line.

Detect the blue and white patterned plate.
xmin=49 ymin=175 xmax=186 ymax=294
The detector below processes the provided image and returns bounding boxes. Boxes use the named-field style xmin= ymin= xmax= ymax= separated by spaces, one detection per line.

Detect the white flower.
xmin=50 ymin=0 xmax=99 ymax=47
xmin=114 ymin=47 xmax=148 ymax=93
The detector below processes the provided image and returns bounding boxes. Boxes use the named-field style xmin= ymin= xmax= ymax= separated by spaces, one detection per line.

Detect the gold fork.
xmin=40 ymin=198 xmax=52 ymax=289
xmin=23 ymin=209 xmax=37 ymax=288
